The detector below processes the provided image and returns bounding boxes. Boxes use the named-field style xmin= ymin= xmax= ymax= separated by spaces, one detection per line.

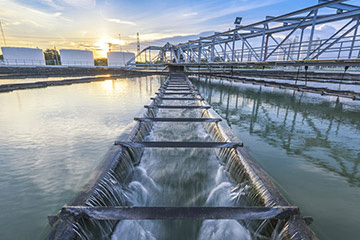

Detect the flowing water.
xmin=0 ymin=76 xmax=163 ymax=240
xmin=1 ymin=74 xmax=359 ymax=240
xmin=105 ymin=81 xmax=254 ymax=239
xmin=1 ymin=75 xmax=257 ymax=240
xmin=192 ymin=76 xmax=360 ymax=240
xmin=109 ymin=112 xmax=251 ymax=239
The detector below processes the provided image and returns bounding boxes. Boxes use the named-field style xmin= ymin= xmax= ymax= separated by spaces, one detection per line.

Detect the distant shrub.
xmin=94 ymin=58 xmax=108 ymax=66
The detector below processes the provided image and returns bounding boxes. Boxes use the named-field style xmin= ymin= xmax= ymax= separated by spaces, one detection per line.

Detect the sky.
xmin=1 ymin=0 xmax=360 ymax=58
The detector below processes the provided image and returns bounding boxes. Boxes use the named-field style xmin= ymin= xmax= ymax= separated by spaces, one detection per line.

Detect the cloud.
xmin=123 ymin=31 xmax=216 ymax=52
xmin=38 ymin=0 xmax=62 ymax=10
xmin=60 ymin=0 xmax=96 ymax=9
xmin=14 ymin=0 xmax=96 ymax=10
xmin=130 ymin=33 xmax=183 ymax=42
xmin=121 ymin=0 xmax=285 ymax=45
xmin=315 ymin=24 xmax=336 ymax=33
xmin=104 ymin=18 xmax=137 ymax=26
xmin=198 ymin=0 xmax=284 ymax=22
xmin=1 ymin=0 xmax=347 ymax=58
xmin=1 ymin=0 xmax=71 ymax=30
xmin=183 ymin=12 xmax=198 ymax=17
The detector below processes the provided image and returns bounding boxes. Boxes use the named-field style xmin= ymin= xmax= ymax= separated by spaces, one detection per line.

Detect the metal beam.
xmin=132 ymin=0 xmax=360 ymax=66
xmin=319 ymin=0 xmax=360 ymax=11
xmin=308 ymin=18 xmax=353 ymax=58
xmin=134 ymin=117 xmax=222 ymax=122
xmin=144 ymin=105 xmax=210 ymax=109
xmin=306 ymin=9 xmax=318 ymax=59
xmin=312 ymin=21 xmax=359 ymax=59
xmin=265 ymin=10 xmax=313 ymax=60
xmin=61 ymin=206 xmax=299 ymax=220
xmin=174 ymin=0 xmax=347 ymax=48
xmin=348 ymin=17 xmax=360 ymax=58
xmin=114 ymin=141 xmax=243 ymax=148
xmin=151 ymin=97 xmax=204 ymax=100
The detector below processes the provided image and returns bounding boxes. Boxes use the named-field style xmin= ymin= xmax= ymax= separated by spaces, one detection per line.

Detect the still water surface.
xmin=193 ymin=76 xmax=360 ymax=240
xmin=0 ymin=75 xmax=106 ymax=85
xmin=0 ymin=76 xmax=162 ymax=239
xmin=0 ymin=75 xmax=359 ymax=239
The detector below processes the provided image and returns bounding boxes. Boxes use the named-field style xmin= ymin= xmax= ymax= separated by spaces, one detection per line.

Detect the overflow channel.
xmin=46 ymin=73 xmax=316 ymax=240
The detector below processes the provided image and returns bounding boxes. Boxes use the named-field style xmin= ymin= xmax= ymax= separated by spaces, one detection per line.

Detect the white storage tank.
xmin=1 ymin=47 xmax=45 ymax=66
xmin=107 ymin=52 xmax=135 ymax=67
xmin=59 ymin=49 xmax=94 ymax=66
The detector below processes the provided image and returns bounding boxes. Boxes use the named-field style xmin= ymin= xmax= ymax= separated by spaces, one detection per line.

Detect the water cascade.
xmin=47 ymin=73 xmax=314 ymax=240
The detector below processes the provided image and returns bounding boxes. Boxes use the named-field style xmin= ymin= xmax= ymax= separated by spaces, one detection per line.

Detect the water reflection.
xmin=194 ymin=77 xmax=360 ymax=188
xmin=193 ymin=76 xmax=360 ymax=239
xmin=0 ymin=75 xmax=164 ymax=240
xmin=0 ymin=75 xmax=108 ymax=85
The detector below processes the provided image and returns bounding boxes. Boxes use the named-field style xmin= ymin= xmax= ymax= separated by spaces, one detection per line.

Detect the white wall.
xmin=107 ymin=52 xmax=135 ymax=67
xmin=60 ymin=49 xmax=94 ymax=66
xmin=1 ymin=47 xmax=45 ymax=66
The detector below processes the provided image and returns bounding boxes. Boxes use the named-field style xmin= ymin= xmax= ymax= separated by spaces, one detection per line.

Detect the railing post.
xmin=317 ymin=40 xmax=322 ymax=60
xmin=287 ymin=43 xmax=292 ymax=60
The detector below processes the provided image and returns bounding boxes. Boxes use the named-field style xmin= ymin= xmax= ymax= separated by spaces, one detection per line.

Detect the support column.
xmin=297 ymin=28 xmax=304 ymax=60
xmin=241 ymin=40 xmax=245 ymax=62
xmin=211 ymin=38 xmax=215 ymax=62
xmin=348 ymin=18 xmax=359 ymax=59
xmin=306 ymin=9 xmax=318 ymax=60
xmin=198 ymin=45 xmax=202 ymax=63
xmin=260 ymin=24 xmax=266 ymax=61
xmin=232 ymin=31 xmax=236 ymax=62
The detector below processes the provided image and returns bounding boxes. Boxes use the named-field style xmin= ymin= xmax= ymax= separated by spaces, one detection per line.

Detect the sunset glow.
xmin=1 ymin=0 xmax=358 ymax=59
xmin=94 ymin=37 xmax=126 ymax=58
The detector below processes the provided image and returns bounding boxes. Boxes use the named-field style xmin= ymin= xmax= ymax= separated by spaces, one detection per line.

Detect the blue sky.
xmin=1 ymin=0 xmax=360 ymax=57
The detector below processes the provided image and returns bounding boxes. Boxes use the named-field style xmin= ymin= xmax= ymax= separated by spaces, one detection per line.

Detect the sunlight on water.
xmin=3 ymin=74 xmax=358 ymax=239
xmin=0 ymin=75 xmax=108 ymax=85
xmin=58 ymin=75 xmax=298 ymax=240
xmin=0 ymin=75 xmax=163 ymax=240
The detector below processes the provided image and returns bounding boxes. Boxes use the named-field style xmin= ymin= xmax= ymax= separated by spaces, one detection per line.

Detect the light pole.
xmin=118 ymin=34 xmax=122 ymax=51
xmin=0 ymin=20 xmax=7 ymax=46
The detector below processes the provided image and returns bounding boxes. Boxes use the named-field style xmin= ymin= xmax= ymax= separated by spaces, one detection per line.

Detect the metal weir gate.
xmin=56 ymin=74 xmax=302 ymax=231
xmin=129 ymin=0 xmax=360 ymax=67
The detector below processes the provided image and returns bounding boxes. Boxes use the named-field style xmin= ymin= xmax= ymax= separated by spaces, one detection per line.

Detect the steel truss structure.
xmin=128 ymin=0 xmax=360 ymax=66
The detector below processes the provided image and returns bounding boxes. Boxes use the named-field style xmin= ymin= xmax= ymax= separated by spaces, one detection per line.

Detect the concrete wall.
xmin=1 ymin=47 xmax=45 ymax=66
xmin=107 ymin=52 xmax=135 ymax=67
xmin=60 ymin=49 xmax=94 ymax=66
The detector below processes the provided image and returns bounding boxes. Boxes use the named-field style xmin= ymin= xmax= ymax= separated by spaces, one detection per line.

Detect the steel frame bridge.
xmin=128 ymin=0 xmax=360 ymax=68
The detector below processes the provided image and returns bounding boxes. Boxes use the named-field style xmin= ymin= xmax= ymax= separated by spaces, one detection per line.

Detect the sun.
xmin=94 ymin=36 xmax=126 ymax=58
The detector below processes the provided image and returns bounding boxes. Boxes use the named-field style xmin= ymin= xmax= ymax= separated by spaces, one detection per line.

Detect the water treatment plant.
xmin=0 ymin=0 xmax=359 ymax=239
